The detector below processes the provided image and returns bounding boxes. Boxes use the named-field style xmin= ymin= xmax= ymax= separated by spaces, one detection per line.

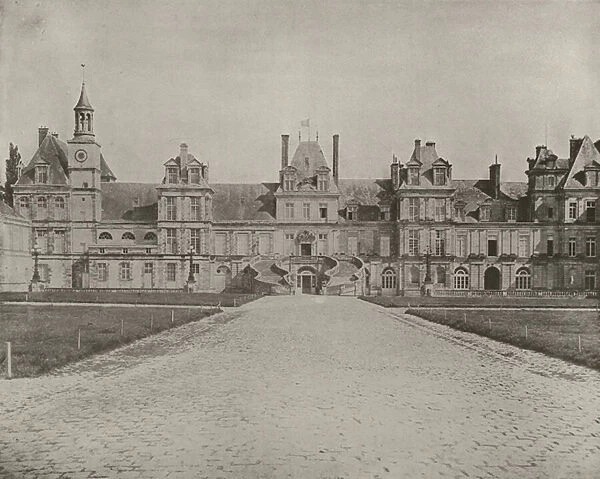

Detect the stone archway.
xmin=484 ymin=266 xmax=501 ymax=290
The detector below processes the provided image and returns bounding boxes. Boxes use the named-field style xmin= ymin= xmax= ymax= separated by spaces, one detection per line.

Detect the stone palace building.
xmin=1 ymin=81 xmax=599 ymax=296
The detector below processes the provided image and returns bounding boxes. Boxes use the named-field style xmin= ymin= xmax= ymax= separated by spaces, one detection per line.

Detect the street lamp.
xmin=424 ymin=246 xmax=432 ymax=284
xmin=187 ymin=245 xmax=195 ymax=284
xmin=31 ymin=242 xmax=41 ymax=283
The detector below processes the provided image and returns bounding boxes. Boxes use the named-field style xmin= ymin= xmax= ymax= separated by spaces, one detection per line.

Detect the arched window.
xmin=19 ymin=197 xmax=30 ymax=209
xmin=381 ymin=268 xmax=397 ymax=289
xmin=144 ymin=232 xmax=157 ymax=242
xmin=37 ymin=196 xmax=47 ymax=209
xmin=98 ymin=232 xmax=113 ymax=240
xmin=515 ymin=268 xmax=531 ymax=290
xmin=55 ymin=197 xmax=65 ymax=209
xmin=410 ymin=266 xmax=420 ymax=285
xmin=454 ymin=268 xmax=469 ymax=290
xmin=122 ymin=232 xmax=135 ymax=241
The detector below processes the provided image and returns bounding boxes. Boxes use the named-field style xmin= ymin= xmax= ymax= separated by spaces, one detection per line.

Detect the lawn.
xmin=406 ymin=308 xmax=600 ymax=371
xmin=0 ymin=304 xmax=220 ymax=378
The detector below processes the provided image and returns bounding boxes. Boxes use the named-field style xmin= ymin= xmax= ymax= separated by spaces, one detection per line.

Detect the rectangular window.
xmin=380 ymin=236 xmax=390 ymax=256
xmin=204 ymin=197 xmax=211 ymax=220
xmin=54 ymin=230 xmax=65 ymax=253
xmin=547 ymin=207 xmax=554 ymax=219
xmin=36 ymin=166 xmax=48 ymax=184
xmin=166 ymin=228 xmax=177 ymax=254
xmin=285 ymin=233 xmax=295 ymax=255
xmin=166 ymin=197 xmax=177 ymax=220
xmin=568 ymin=201 xmax=578 ymax=220
xmin=456 ymin=236 xmax=466 ymax=257
xmin=408 ymin=168 xmax=419 ymax=186
xmin=318 ymin=177 xmax=328 ymax=191
xmin=317 ymin=204 xmax=327 ymax=220
xmin=585 ymin=270 xmax=596 ymax=291
xmin=166 ymin=263 xmax=177 ymax=282
xmin=480 ymin=206 xmax=490 ymax=222
xmin=215 ymin=233 xmax=227 ymax=255
xmin=191 ymin=197 xmax=201 ymax=221
xmin=303 ymin=203 xmax=311 ymax=220
xmin=434 ymin=168 xmax=446 ymax=186
xmin=506 ymin=206 xmax=517 ymax=221
xmin=36 ymin=229 xmax=48 ymax=253
xmin=191 ymin=229 xmax=202 ymax=253
xmin=119 ymin=262 xmax=131 ymax=281
xmin=568 ymin=237 xmax=577 ymax=257
xmin=434 ymin=230 xmax=445 ymax=256
xmin=285 ymin=202 xmax=295 ymax=219
xmin=586 ymin=200 xmax=596 ymax=222
xmin=518 ymin=235 xmax=530 ymax=257
xmin=167 ymin=167 xmax=178 ymax=184
xmin=547 ymin=239 xmax=554 ymax=257
xmin=408 ymin=198 xmax=419 ymax=222
xmin=188 ymin=168 xmax=200 ymax=184
xmin=284 ymin=178 xmax=294 ymax=191
xmin=547 ymin=175 xmax=555 ymax=189
xmin=380 ymin=206 xmax=390 ymax=221
xmin=487 ymin=239 xmax=498 ymax=257
xmin=434 ymin=199 xmax=445 ymax=222
xmin=586 ymin=237 xmax=596 ymax=257
xmin=98 ymin=263 xmax=108 ymax=282
xmin=144 ymin=262 xmax=153 ymax=274
xmin=237 ymin=233 xmax=249 ymax=255
xmin=408 ymin=230 xmax=419 ymax=256
xmin=347 ymin=206 xmax=357 ymax=221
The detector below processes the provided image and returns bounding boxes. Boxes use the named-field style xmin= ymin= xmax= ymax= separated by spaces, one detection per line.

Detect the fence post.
xmin=463 ymin=312 xmax=467 ymax=326
xmin=150 ymin=314 xmax=154 ymax=333
xmin=233 ymin=298 xmax=237 ymax=307
xmin=525 ymin=325 xmax=528 ymax=340
xmin=120 ymin=318 xmax=124 ymax=336
xmin=578 ymin=334 xmax=582 ymax=352
xmin=77 ymin=328 xmax=81 ymax=350
xmin=488 ymin=318 xmax=491 ymax=332
xmin=6 ymin=342 xmax=12 ymax=379
xmin=171 ymin=310 xmax=174 ymax=326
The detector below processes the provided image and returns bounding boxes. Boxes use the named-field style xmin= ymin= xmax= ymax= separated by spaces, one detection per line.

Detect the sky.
xmin=1 ymin=0 xmax=599 ymax=185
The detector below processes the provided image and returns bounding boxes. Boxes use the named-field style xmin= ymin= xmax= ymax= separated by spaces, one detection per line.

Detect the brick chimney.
xmin=281 ymin=134 xmax=289 ymax=170
xmin=179 ymin=143 xmax=188 ymax=169
xmin=569 ymin=136 xmax=583 ymax=166
xmin=333 ymin=134 xmax=339 ymax=186
xmin=489 ymin=156 xmax=501 ymax=199
xmin=414 ymin=139 xmax=421 ymax=162
xmin=391 ymin=155 xmax=400 ymax=189
xmin=38 ymin=126 xmax=49 ymax=146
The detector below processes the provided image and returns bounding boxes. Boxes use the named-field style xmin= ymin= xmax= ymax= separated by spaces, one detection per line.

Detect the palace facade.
xmin=3 ymin=82 xmax=600 ymax=295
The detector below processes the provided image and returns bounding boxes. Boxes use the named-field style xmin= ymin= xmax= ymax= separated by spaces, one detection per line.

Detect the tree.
xmin=4 ymin=142 xmax=21 ymax=207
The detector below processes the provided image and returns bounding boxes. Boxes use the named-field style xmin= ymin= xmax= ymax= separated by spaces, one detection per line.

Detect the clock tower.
xmin=67 ymin=78 xmax=103 ymax=249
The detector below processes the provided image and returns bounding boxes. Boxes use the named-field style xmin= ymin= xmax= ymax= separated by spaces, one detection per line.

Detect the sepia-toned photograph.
xmin=1 ymin=0 xmax=599 ymax=477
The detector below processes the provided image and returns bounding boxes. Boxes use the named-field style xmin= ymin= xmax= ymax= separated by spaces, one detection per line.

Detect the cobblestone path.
xmin=1 ymin=296 xmax=599 ymax=478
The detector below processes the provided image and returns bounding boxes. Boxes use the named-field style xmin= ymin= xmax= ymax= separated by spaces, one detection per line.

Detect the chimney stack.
xmin=414 ymin=139 xmax=421 ymax=162
xmin=569 ymin=136 xmax=583 ymax=166
xmin=281 ymin=134 xmax=289 ymax=170
xmin=489 ymin=157 xmax=501 ymax=199
xmin=535 ymin=145 xmax=545 ymax=160
xmin=333 ymin=134 xmax=339 ymax=186
xmin=179 ymin=143 xmax=188 ymax=169
xmin=391 ymin=155 xmax=400 ymax=189
xmin=38 ymin=126 xmax=49 ymax=146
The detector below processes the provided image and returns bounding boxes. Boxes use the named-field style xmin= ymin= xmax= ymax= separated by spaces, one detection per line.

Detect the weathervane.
xmin=81 ymin=63 xmax=86 ymax=83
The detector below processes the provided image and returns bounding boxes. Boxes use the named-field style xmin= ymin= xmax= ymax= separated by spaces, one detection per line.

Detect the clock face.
xmin=75 ymin=149 xmax=88 ymax=163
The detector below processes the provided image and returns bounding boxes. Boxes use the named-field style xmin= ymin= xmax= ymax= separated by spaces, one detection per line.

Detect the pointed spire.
xmin=75 ymin=82 xmax=93 ymax=110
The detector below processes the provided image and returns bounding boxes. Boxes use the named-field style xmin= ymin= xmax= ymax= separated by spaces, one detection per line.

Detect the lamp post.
xmin=31 ymin=243 xmax=41 ymax=283
xmin=185 ymin=246 xmax=195 ymax=292
xmin=422 ymin=246 xmax=433 ymax=296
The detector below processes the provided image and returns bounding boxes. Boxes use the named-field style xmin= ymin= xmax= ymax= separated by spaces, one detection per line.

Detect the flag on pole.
xmin=301 ymin=119 xmax=310 ymax=127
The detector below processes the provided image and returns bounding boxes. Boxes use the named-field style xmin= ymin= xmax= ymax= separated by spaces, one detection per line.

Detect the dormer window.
xmin=318 ymin=175 xmax=329 ymax=191
xmin=284 ymin=177 xmax=295 ymax=191
xmin=408 ymin=167 xmax=420 ymax=186
xmin=380 ymin=205 xmax=390 ymax=221
xmin=506 ymin=205 xmax=517 ymax=222
xmin=36 ymin=165 xmax=48 ymax=184
xmin=586 ymin=170 xmax=599 ymax=187
xmin=480 ymin=205 xmax=491 ymax=222
xmin=433 ymin=167 xmax=446 ymax=186
xmin=454 ymin=204 xmax=465 ymax=222
xmin=166 ymin=166 xmax=179 ymax=184
xmin=347 ymin=205 xmax=358 ymax=221
xmin=189 ymin=167 xmax=200 ymax=184
xmin=547 ymin=175 xmax=556 ymax=189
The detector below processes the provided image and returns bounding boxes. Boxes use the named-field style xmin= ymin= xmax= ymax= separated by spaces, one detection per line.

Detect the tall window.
xmin=381 ymin=269 xmax=397 ymax=289
xmin=36 ymin=229 xmax=48 ymax=253
xmin=410 ymin=266 xmax=420 ymax=284
xmin=480 ymin=205 xmax=490 ymax=221
xmin=408 ymin=198 xmax=420 ymax=221
xmin=585 ymin=270 xmax=596 ymax=291
xmin=487 ymin=238 xmax=498 ymax=257
xmin=54 ymin=230 xmax=65 ymax=253
xmin=456 ymin=235 xmax=466 ymax=257
xmin=434 ymin=230 xmax=445 ymax=256
xmin=547 ymin=175 xmax=556 ymax=189
xmin=204 ymin=196 xmax=212 ymax=220
xmin=144 ymin=262 xmax=153 ymax=275
xmin=408 ymin=229 xmax=419 ymax=256
xmin=515 ymin=268 xmax=531 ymax=290
xmin=55 ymin=197 xmax=65 ymax=210
xmin=380 ymin=205 xmax=390 ymax=221
xmin=166 ymin=263 xmax=177 ymax=282
xmin=285 ymin=202 xmax=295 ymax=219
xmin=586 ymin=237 xmax=596 ymax=257
xmin=586 ymin=200 xmax=596 ymax=222
xmin=518 ymin=235 xmax=530 ymax=257
xmin=191 ymin=229 xmax=202 ymax=253
xmin=285 ymin=233 xmax=295 ymax=255
xmin=434 ymin=199 xmax=445 ymax=221
xmin=568 ymin=201 xmax=578 ymax=220
xmin=191 ymin=197 xmax=201 ymax=221
xmin=319 ymin=203 xmax=328 ymax=220
xmin=215 ymin=233 xmax=227 ymax=255
xmin=284 ymin=177 xmax=295 ymax=191
xmin=37 ymin=196 xmax=47 ymax=209
xmin=166 ymin=197 xmax=177 ymax=220
xmin=119 ymin=262 xmax=132 ymax=281
xmin=97 ymin=263 xmax=108 ymax=282
xmin=568 ymin=237 xmax=577 ymax=257
xmin=408 ymin=167 xmax=420 ymax=186
xmin=547 ymin=238 xmax=554 ymax=257
xmin=36 ymin=165 xmax=48 ymax=184
xmin=19 ymin=197 xmax=30 ymax=209
xmin=454 ymin=268 xmax=469 ymax=290
xmin=318 ymin=176 xmax=328 ymax=191
xmin=347 ymin=205 xmax=357 ymax=221
xmin=237 ymin=233 xmax=249 ymax=255
xmin=303 ymin=203 xmax=311 ymax=220
xmin=188 ymin=167 xmax=200 ymax=184
xmin=506 ymin=206 xmax=517 ymax=221
xmin=166 ymin=229 xmax=177 ymax=253
xmin=166 ymin=167 xmax=178 ymax=184
xmin=434 ymin=168 xmax=446 ymax=186
xmin=436 ymin=266 xmax=446 ymax=284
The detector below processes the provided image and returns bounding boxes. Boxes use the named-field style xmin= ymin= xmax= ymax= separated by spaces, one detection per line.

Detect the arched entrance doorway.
xmin=214 ymin=265 xmax=232 ymax=292
xmin=296 ymin=266 xmax=317 ymax=294
xmin=484 ymin=266 xmax=501 ymax=290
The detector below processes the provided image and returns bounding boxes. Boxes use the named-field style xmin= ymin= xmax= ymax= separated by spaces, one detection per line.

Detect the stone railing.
xmin=433 ymin=289 xmax=598 ymax=298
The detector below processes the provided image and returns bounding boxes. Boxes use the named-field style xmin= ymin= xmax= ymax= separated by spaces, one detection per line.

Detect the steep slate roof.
xmin=452 ymin=180 xmax=527 ymax=222
xmin=101 ymin=182 xmax=159 ymax=222
xmin=212 ymin=183 xmax=277 ymax=221
xmin=290 ymin=141 xmax=329 ymax=179
xmin=337 ymin=178 xmax=382 ymax=207
xmin=564 ymin=135 xmax=600 ymax=189
xmin=18 ymin=134 xmax=69 ymax=185
xmin=100 ymin=154 xmax=116 ymax=180
xmin=0 ymin=201 xmax=26 ymax=219
xmin=531 ymin=146 xmax=570 ymax=170
xmin=400 ymin=141 xmax=454 ymax=189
